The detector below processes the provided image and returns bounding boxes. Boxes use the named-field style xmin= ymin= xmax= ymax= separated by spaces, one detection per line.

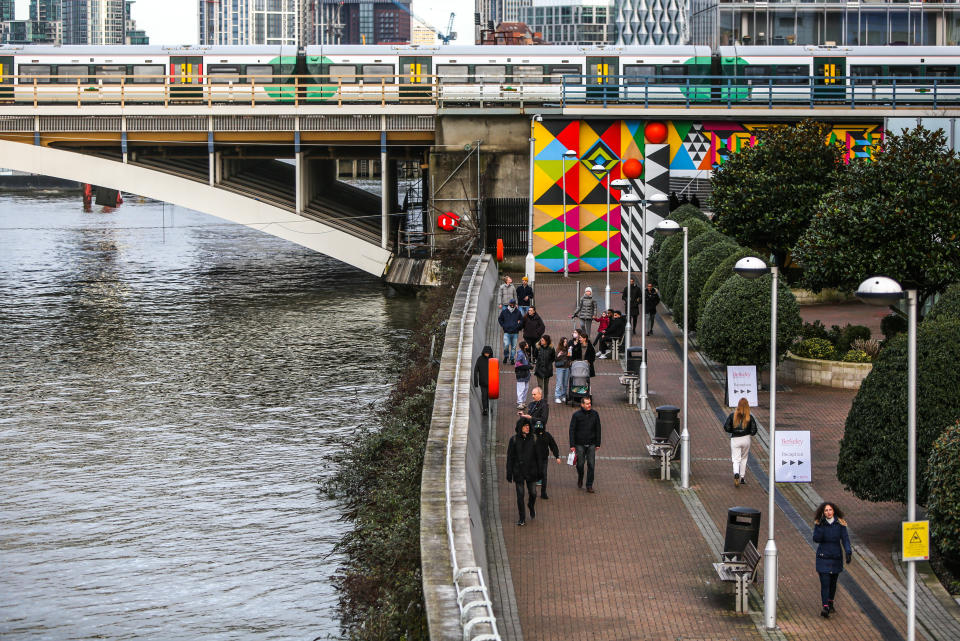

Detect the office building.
xmin=615 ymin=0 xmax=687 ymax=45
xmin=0 ymin=0 xmax=14 ymax=22
xmin=476 ymin=0 xmax=532 ymax=33
xmin=309 ymin=0 xmax=411 ymax=45
xmin=199 ymin=0 xmax=301 ymax=46
xmin=520 ymin=0 xmax=614 ymax=45
xmin=124 ymin=1 xmax=148 ymax=44
xmin=62 ymin=0 xmax=126 ymax=45
xmin=29 ymin=0 xmax=61 ymax=42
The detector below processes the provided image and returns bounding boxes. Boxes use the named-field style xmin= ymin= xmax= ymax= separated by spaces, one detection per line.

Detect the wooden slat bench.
xmin=712 ymin=540 xmax=761 ymax=613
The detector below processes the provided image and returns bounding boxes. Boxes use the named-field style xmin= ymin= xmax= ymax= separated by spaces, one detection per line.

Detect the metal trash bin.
xmin=655 ymin=405 xmax=680 ymax=440
xmin=626 ymin=347 xmax=648 ymax=374
xmin=723 ymin=506 xmax=761 ymax=554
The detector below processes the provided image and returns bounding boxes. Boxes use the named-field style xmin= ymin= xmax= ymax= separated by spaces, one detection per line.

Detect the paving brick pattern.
xmin=491 ymin=272 xmax=959 ymax=641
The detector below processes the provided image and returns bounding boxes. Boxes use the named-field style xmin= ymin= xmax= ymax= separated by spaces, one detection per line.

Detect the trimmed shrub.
xmin=684 ymin=241 xmax=742 ymax=332
xmin=656 ymin=217 xmax=711 ymax=303
xmin=928 ymin=421 xmax=960 ymax=562
xmin=800 ymin=320 xmax=830 ymax=341
xmin=647 ymin=206 xmax=710 ymax=286
xmin=670 ymin=203 xmax=711 ymax=224
xmin=697 ymin=247 xmax=756 ymax=323
xmin=837 ymin=317 xmax=960 ymax=504
xmin=662 ymin=230 xmax=729 ymax=321
xmin=851 ymin=338 xmax=881 ymax=359
xmin=841 ymin=349 xmax=872 ymax=363
xmin=834 ymin=324 xmax=871 ymax=354
xmin=881 ymin=313 xmax=908 ymax=340
xmin=698 ymin=271 xmax=803 ymax=366
xmin=927 ymin=282 xmax=960 ymax=322
xmin=793 ymin=338 xmax=838 ymax=360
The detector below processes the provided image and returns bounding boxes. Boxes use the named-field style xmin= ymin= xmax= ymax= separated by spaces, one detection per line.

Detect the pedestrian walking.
xmin=622 ymin=276 xmax=640 ymax=335
xmin=533 ymin=421 xmax=561 ymax=499
xmin=472 ymin=345 xmax=495 ymax=416
xmin=723 ymin=397 xmax=758 ymax=487
xmin=521 ymin=306 xmax=546 ymax=359
xmin=571 ymin=331 xmax=597 ymax=378
xmin=498 ymin=275 xmax=517 ymax=310
xmin=553 ymin=337 xmax=571 ymax=404
xmin=570 ymin=286 xmax=598 ymax=339
xmin=516 ymin=276 xmax=534 ymax=315
xmin=514 ymin=341 xmax=532 ymax=408
xmin=506 ymin=418 xmax=540 ymax=526
xmin=568 ymin=395 xmax=601 ymax=492
xmin=645 ymin=282 xmax=661 ymax=336
xmin=498 ymin=298 xmax=523 ymax=363
xmin=534 ymin=335 xmax=555 ymax=392
xmin=519 ymin=386 xmax=549 ymax=428
xmin=812 ymin=501 xmax=853 ymax=618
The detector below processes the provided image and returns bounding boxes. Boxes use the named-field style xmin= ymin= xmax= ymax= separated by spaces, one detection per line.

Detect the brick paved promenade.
xmin=488 ymin=272 xmax=960 ymax=641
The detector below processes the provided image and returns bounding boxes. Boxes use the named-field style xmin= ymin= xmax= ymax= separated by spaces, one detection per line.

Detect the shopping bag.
xmin=566 ymin=451 xmax=577 ymax=466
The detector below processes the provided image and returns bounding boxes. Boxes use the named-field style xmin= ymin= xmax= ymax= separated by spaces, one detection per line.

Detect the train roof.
xmin=0 ymin=45 xmax=294 ymax=55
xmin=305 ymin=44 xmax=710 ymax=56
xmin=718 ymin=45 xmax=960 ymax=57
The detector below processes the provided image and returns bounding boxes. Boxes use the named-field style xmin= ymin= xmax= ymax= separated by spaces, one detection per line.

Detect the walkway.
xmin=488 ymin=272 xmax=960 ymax=641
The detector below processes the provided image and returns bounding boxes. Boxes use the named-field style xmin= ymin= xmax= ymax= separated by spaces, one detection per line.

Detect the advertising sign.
xmin=727 ymin=365 xmax=758 ymax=407
xmin=902 ymin=521 xmax=930 ymax=561
xmin=774 ymin=430 xmax=812 ymax=483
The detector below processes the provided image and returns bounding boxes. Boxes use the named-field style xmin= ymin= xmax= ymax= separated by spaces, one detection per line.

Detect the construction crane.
xmin=389 ymin=1 xmax=456 ymax=44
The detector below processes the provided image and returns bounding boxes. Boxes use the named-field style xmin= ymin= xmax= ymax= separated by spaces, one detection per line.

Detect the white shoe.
xmin=598 ymin=353 xmax=609 ymax=359
xmin=554 ymin=398 xmax=562 ymax=404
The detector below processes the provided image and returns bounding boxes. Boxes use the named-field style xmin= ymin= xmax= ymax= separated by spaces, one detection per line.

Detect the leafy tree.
xmin=928 ymin=421 xmax=960 ymax=562
xmin=698 ymin=271 xmax=802 ymax=367
xmin=684 ymin=240 xmax=742 ymax=332
xmin=794 ymin=127 xmax=960 ymax=315
xmin=711 ymin=120 xmax=844 ymax=268
xmin=926 ymin=282 xmax=960 ymax=322
xmin=697 ymin=247 xmax=756 ymax=322
xmin=837 ymin=317 xmax=960 ymax=504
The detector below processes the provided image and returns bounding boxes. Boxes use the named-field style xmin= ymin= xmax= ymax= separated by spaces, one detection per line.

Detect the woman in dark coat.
xmin=534 ymin=334 xmax=555 ymax=393
xmin=521 ymin=306 xmax=546 ymax=358
xmin=571 ymin=332 xmax=597 ymax=377
xmin=812 ymin=501 xmax=852 ymax=618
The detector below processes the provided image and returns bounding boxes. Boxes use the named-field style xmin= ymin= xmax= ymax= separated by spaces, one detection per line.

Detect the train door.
xmin=400 ymin=56 xmax=432 ymax=100
xmin=170 ymin=55 xmax=203 ymax=99
xmin=0 ymin=56 xmax=12 ymax=101
xmin=586 ymin=56 xmax=619 ymax=101
xmin=813 ymin=57 xmax=846 ymax=101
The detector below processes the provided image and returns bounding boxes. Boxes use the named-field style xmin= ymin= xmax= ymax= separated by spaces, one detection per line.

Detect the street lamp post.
xmin=590 ymin=162 xmax=612 ymax=310
xmin=640 ymin=192 xmax=669 ymax=410
xmin=526 ymin=114 xmax=542 ymax=284
xmin=734 ymin=255 xmax=779 ymax=630
xmin=561 ymin=149 xmax=577 ymax=277
xmin=618 ymin=191 xmax=641 ymax=355
xmin=656 ymin=219 xmax=689 ymax=488
xmin=856 ymin=276 xmax=917 ymax=641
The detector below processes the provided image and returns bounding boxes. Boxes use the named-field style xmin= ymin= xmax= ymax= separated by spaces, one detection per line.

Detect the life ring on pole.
xmin=496 ymin=238 xmax=504 ymax=262
xmin=488 ymin=357 xmax=500 ymax=399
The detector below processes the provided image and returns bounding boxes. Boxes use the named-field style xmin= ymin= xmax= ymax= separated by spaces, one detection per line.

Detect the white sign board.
xmin=727 ymin=365 xmax=758 ymax=407
xmin=775 ymin=431 xmax=812 ymax=483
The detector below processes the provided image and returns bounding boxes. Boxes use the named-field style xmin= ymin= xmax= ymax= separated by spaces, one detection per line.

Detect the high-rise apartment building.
xmin=309 ymin=0 xmax=411 ymax=45
xmin=62 ymin=0 xmax=127 ymax=45
xmin=124 ymin=1 xmax=148 ymax=44
xmin=520 ymin=0 xmax=614 ymax=45
xmin=615 ymin=0 xmax=686 ymax=45
xmin=28 ymin=0 xmax=61 ymax=42
xmin=0 ymin=0 xmax=14 ymax=22
xmin=476 ymin=0 xmax=532 ymax=33
xmin=199 ymin=0 xmax=301 ymax=46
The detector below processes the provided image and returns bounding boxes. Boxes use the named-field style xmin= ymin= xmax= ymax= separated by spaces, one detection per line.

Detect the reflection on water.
xmin=0 ymin=193 xmax=420 ymax=640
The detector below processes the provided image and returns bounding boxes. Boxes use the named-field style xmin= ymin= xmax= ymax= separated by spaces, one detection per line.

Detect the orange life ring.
xmin=487 ymin=357 xmax=500 ymax=399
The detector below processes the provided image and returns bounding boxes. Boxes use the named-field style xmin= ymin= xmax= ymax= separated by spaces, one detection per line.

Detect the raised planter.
xmin=791 ymin=288 xmax=856 ymax=305
xmin=781 ymin=351 xmax=873 ymax=390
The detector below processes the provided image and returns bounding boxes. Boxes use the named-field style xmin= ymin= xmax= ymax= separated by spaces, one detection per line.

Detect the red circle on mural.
xmin=645 ymin=122 xmax=668 ymax=144
xmin=438 ymin=211 xmax=460 ymax=231
xmin=622 ymin=158 xmax=643 ymax=179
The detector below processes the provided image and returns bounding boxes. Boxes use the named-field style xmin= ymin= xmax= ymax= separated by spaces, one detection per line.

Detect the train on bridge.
xmin=1 ymin=44 xmax=959 ymax=107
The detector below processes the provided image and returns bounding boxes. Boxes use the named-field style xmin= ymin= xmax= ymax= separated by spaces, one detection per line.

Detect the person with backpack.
xmin=506 ymin=418 xmax=540 ymax=526
xmin=498 ymin=299 xmax=523 ymax=364
xmin=514 ymin=341 xmax=532 ymax=409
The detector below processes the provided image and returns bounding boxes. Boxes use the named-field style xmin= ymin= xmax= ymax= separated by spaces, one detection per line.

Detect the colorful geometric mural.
xmin=532 ymin=119 xmax=884 ymax=272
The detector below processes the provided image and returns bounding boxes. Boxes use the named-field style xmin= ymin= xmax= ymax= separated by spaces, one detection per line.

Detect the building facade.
xmin=199 ymin=0 xmax=301 ymax=46
xmin=309 ymin=0 xmax=411 ymax=45
xmin=615 ymin=0 xmax=687 ymax=45
xmin=690 ymin=1 xmax=960 ymax=48
xmin=519 ymin=0 xmax=614 ymax=45
xmin=476 ymin=0 xmax=533 ymax=32
xmin=0 ymin=0 xmax=14 ymax=22
xmin=124 ymin=1 xmax=148 ymax=44
xmin=62 ymin=0 xmax=126 ymax=45
xmin=410 ymin=16 xmax=436 ymax=45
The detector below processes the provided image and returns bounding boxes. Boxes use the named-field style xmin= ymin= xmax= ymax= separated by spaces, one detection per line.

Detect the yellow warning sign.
xmin=902 ymin=521 xmax=930 ymax=561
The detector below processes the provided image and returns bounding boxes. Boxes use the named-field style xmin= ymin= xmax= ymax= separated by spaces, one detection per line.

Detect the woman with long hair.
xmin=514 ymin=340 xmax=532 ymax=409
xmin=813 ymin=501 xmax=852 ymax=618
xmin=554 ymin=337 xmax=571 ymax=404
xmin=723 ymin=397 xmax=758 ymax=487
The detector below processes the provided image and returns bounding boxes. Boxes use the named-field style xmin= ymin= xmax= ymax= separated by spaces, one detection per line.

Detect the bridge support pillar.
xmin=296 ymin=151 xmax=305 ymax=215
xmin=381 ymin=129 xmax=389 ymax=250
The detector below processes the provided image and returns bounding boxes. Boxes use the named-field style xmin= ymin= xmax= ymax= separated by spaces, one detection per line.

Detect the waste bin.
xmin=655 ymin=405 xmax=680 ymax=440
xmin=626 ymin=347 xmax=648 ymax=374
xmin=723 ymin=506 xmax=761 ymax=554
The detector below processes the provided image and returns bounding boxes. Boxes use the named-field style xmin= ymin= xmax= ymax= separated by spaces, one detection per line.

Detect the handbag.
xmin=566 ymin=451 xmax=577 ymax=466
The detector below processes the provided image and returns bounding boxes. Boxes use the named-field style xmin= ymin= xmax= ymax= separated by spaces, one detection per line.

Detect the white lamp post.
xmin=618 ymin=191 xmax=641 ymax=355
xmin=856 ymin=276 xmax=916 ymax=641
xmin=561 ymin=149 xmax=577 ymax=277
xmin=591 ymin=162 xmax=612 ymax=310
xmin=525 ymin=114 xmax=542 ymax=284
xmin=656 ymin=219 xmax=689 ymax=488
xmin=734 ymin=255 xmax=778 ymax=630
xmin=640 ymin=192 xmax=669 ymax=410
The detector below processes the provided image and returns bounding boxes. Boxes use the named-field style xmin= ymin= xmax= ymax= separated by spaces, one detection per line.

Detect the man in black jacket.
xmin=473 ymin=345 xmax=495 ymax=416
xmin=645 ymin=283 xmax=661 ymax=336
xmin=506 ymin=418 xmax=541 ymax=525
xmin=520 ymin=306 xmax=545 ymax=360
xmin=598 ymin=310 xmax=626 ymax=358
xmin=569 ymin=396 xmax=601 ymax=492
xmin=519 ymin=386 xmax=549 ymax=427
xmin=533 ymin=421 xmax=561 ymax=499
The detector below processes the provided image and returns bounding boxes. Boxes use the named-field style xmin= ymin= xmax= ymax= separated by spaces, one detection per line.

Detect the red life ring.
xmin=496 ymin=239 xmax=504 ymax=262
xmin=488 ymin=357 xmax=499 ymax=399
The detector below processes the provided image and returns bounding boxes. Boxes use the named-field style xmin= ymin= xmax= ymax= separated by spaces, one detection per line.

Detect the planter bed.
xmin=781 ymin=351 xmax=873 ymax=390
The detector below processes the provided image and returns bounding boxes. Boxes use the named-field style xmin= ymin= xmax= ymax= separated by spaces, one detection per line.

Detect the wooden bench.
xmin=712 ymin=540 xmax=762 ymax=613
xmin=618 ymin=373 xmax=640 ymax=404
xmin=645 ymin=429 xmax=680 ymax=480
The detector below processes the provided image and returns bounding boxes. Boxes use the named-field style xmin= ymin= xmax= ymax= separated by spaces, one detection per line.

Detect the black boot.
xmin=820 ymin=606 xmax=830 ymax=618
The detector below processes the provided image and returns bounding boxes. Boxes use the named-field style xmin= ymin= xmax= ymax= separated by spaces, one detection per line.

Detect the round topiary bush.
xmin=662 ymin=229 xmax=727 ymax=318
xmin=698 ymin=271 xmax=803 ymax=366
xmin=684 ymin=240 xmax=742 ymax=332
xmin=670 ymin=203 xmax=711 ymax=224
xmin=841 ymin=349 xmax=872 ymax=363
xmin=793 ymin=338 xmax=838 ymax=360
xmin=655 ymin=218 xmax=711 ymax=300
xmin=881 ymin=313 xmax=908 ymax=341
xmin=928 ymin=421 xmax=960 ymax=562
xmin=838 ymin=316 xmax=960 ymax=504
xmin=927 ymin=282 xmax=960 ymax=322
xmin=697 ymin=247 xmax=756 ymax=323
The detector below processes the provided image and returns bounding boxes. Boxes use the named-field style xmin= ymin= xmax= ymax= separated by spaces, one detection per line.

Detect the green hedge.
xmin=646 ymin=206 xmax=710 ymax=287
xmin=793 ymin=338 xmax=837 ymax=360
xmin=683 ymin=241 xmax=743 ymax=332
xmin=837 ymin=316 xmax=960 ymax=504
xmin=698 ymin=271 xmax=802 ymax=366
xmin=928 ymin=421 xmax=960 ymax=561
xmin=663 ymin=232 xmax=734 ymax=329
xmin=881 ymin=313 xmax=908 ymax=340
xmin=927 ymin=282 xmax=960 ymax=322
xmin=696 ymin=247 xmax=757 ymax=324
xmin=658 ymin=218 xmax=712 ymax=310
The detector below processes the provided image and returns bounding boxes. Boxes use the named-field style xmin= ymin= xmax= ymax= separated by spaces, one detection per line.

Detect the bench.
xmin=645 ymin=429 xmax=680 ymax=480
xmin=712 ymin=540 xmax=762 ymax=613
xmin=619 ymin=373 xmax=640 ymax=404
xmin=610 ymin=337 xmax=622 ymax=360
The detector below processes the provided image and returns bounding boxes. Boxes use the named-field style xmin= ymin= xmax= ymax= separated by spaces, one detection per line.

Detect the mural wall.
xmin=532 ymin=119 xmax=884 ymax=272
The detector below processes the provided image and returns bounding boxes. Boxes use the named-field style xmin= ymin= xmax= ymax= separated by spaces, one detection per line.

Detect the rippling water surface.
xmin=0 ymin=193 xmax=420 ymax=640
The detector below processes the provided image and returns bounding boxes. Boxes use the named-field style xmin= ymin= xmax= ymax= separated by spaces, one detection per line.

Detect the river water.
xmin=0 ymin=192 xmax=421 ymax=640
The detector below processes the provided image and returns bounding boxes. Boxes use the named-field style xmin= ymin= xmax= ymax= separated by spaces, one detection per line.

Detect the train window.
xmin=776 ymin=65 xmax=808 ymax=85
xmin=132 ymin=64 xmax=164 ymax=83
xmin=888 ymin=65 xmax=921 ymax=84
xmin=660 ymin=65 xmax=689 ymax=82
xmin=437 ymin=65 xmax=469 ymax=83
xmin=361 ymin=64 xmax=394 ymax=83
xmin=56 ymin=65 xmax=90 ymax=83
xmin=95 ymin=65 xmax=126 ymax=84
xmin=246 ymin=64 xmax=275 ymax=83
xmin=925 ymin=65 xmax=960 ymax=84
xmin=742 ymin=66 xmax=771 ymax=79
xmin=475 ymin=65 xmax=506 ymax=83
xmin=548 ymin=64 xmax=581 ymax=85
xmin=513 ymin=65 xmax=544 ymax=83
xmin=328 ymin=64 xmax=357 ymax=84
xmin=623 ymin=64 xmax=656 ymax=85
xmin=208 ymin=64 xmax=242 ymax=83
xmin=19 ymin=64 xmax=52 ymax=83
xmin=851 ymin=65 xmax=882 ymax=84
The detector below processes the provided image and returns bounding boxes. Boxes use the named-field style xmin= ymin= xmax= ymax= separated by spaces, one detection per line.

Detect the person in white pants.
xmin=723 ymin=397 xmax=758 ymax=487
